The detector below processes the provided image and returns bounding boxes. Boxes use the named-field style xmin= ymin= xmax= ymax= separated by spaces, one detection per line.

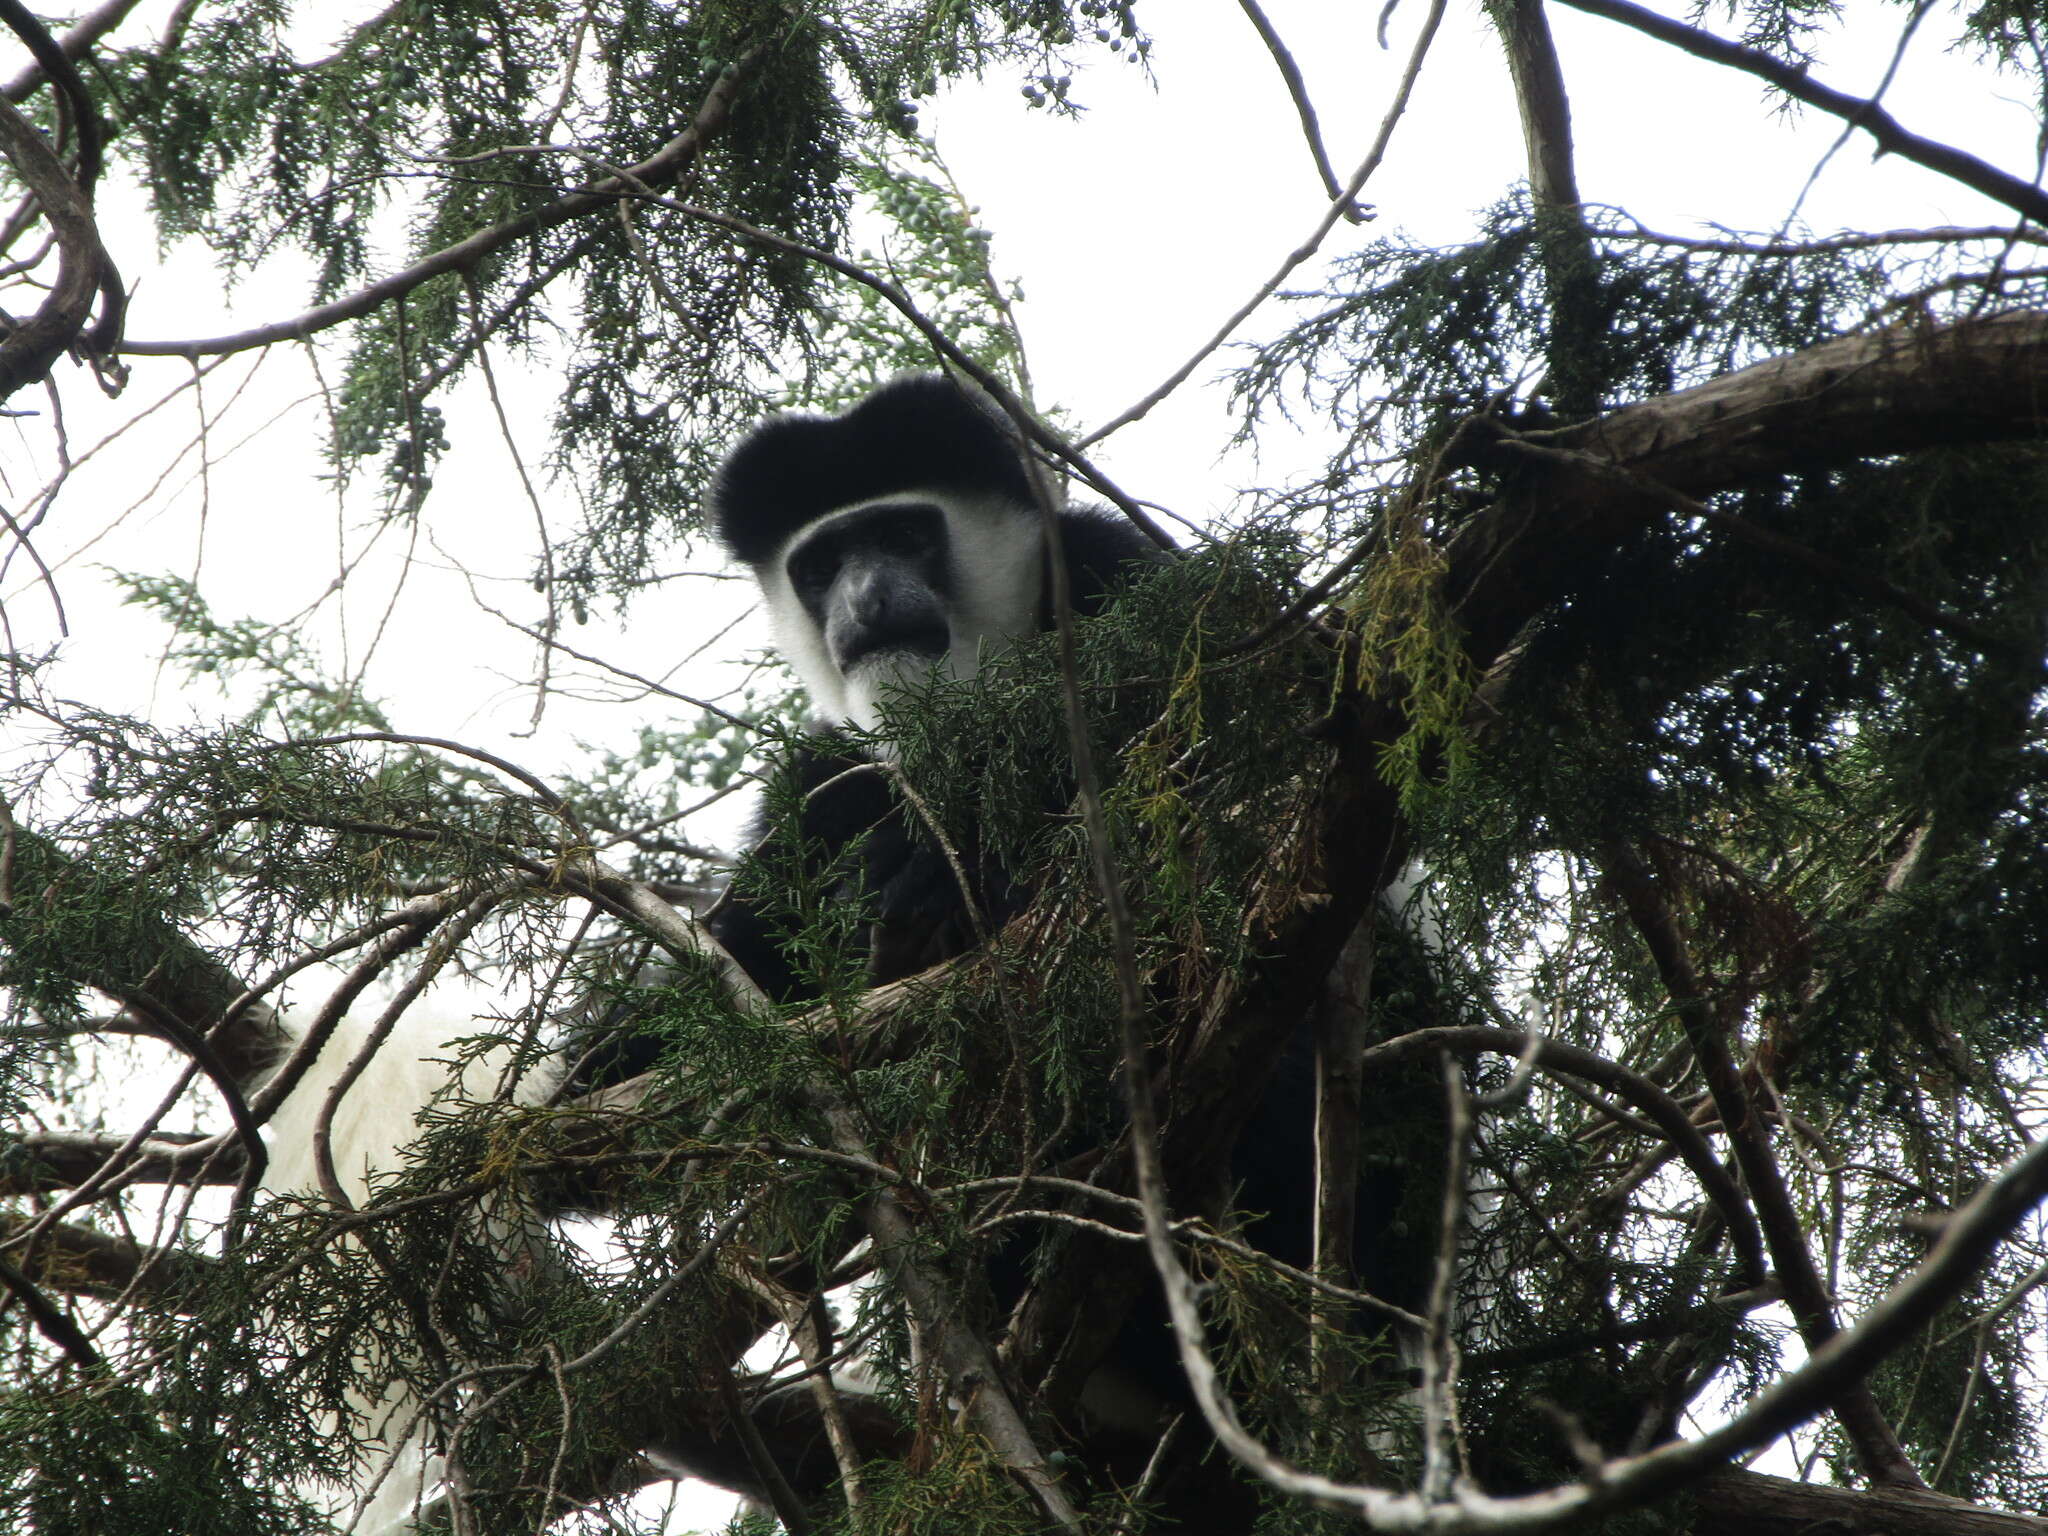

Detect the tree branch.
xmin=1687 ymin=1466 xmax=2048 ymax=1536
xmin=1235 ymin=0 xmax=1366 ymax=220
xmin=119 ymin=48 xmax=761 ymax=359
xmin=811 ymin=1091 xmax=1086 ymax=1533
xmin=1 ymin=0 xmax=145 ymax=105
xmin=1443 ymin=310 xmax=2048 ymax=667
xmin=0 ymin=1131 xmax=236 ymax=1196
xmin=1555 ymin=0 xmax=2048 ymax=227
xmin=0 ymin=1210 xmax=212 ymax=1310
xmin=1358 ymin=1022 xmax=1766 ymax=1285
xmin=0 ymin=92 xmax=121 ymax=397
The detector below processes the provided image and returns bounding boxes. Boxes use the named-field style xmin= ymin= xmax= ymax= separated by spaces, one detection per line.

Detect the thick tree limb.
xmin=1685 ymin=1466 xmax=2048 ymax=1536
xmin=5 ymin=826 xmax=287 ymax=1081
xmin=0 ymin=1130 xmax=236 ymax=1197
xmin=1491 ymin=0 xmax=1582 ymax=211
xmin=1445 ymin=309 xmax=2048 ymax=663
xmin=0 ymin=1210 xmax=212 ymax=1309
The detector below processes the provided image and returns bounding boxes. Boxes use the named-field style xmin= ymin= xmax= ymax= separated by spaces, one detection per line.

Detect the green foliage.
xmin=11 ymin=1 xmax=2048 ymax=1527
xmin=84 ymin=1 xmax=1142 ymax=606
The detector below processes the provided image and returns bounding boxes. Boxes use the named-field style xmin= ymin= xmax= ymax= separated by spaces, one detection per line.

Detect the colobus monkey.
xmin=695 ymin=376 xmax=1440 ymax=1461
xmin=253 ymin=377 xmax=1168 ymax=1532
xmin=698 ymin=373 xmax=1169 ymax=998
xmin=266 ymin=376 xmax=1422 ymax=1527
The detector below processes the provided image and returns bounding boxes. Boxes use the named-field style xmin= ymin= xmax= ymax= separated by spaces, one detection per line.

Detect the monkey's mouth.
xmin=836 ymin=625 xmax=950 ymax=673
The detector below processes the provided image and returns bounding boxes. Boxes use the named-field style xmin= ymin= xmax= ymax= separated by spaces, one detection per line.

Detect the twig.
xmin=1111 ymin=1412 xmax=1186 ymax=1535
xmin=970 ymin=1202 xmax=1424 ymax=1328
xmin=1418 ymin=1056 xmax=1472 ymax=1500
xmin=1235 ymin=0 xmax=1366 ymax=220
xmin=1079 ymin=0 xmax=1449 ymax=447
xmin=1311 ymin=913 xmax=1375 ymax=1394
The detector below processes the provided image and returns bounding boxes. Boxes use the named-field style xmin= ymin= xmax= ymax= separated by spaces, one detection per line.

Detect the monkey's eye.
xmin=875 ymin=518 xmax=934 ymax=555
xmin=787 ymin=543 xmax=840 ymax=595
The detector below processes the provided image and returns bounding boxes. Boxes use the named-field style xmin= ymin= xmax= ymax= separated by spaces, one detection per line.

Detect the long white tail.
xmin=260 ymin=1006 xmax=557 ymax=1534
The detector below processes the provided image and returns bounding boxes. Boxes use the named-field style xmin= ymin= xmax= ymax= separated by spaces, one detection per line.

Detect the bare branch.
xmin=0 ymin=1210 xmax=212 ymax=1311
xmin=1490 ymin=0 xmax=1582 ymax=211
xmin=1235 ymin=0 xmax=1367 ymax=220
xmin=1556 ymin=0 xmax=2048 ymax=228
xmin=1080 ymin=0 xmax=1449 ymax=447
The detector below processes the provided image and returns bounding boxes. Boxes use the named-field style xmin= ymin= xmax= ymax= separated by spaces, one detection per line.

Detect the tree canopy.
xmin=4 ymin=2 xmax=2048 ymax=1533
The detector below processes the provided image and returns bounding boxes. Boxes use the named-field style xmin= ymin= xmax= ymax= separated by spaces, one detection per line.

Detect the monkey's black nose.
xmin=830 ymin=563 xmax=950 ymax=668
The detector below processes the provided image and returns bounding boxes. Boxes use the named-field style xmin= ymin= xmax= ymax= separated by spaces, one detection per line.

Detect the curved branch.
xmin=119 ymin=50 xmax=760 ymax=359
xmin=0 ymin=0 xmax=103 ymax=194
xmin=1235 ymin=0 xmax=1364 ymax=220
xmin=1 ymin=0 xmax=144 ymax=105
xmin=1556 ymin=0 xmax=2048 ymax=227
xmin=0 ymin=94 xmax=121 ymax=397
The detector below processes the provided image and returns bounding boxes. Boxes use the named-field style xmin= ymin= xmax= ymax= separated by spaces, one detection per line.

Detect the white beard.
xmin=841 ymin=647 xmax=956 ymax=738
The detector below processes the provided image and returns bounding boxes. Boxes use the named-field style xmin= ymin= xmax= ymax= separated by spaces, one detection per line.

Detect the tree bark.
xmin=1684 ymin=1467 xmax=2048 ymax=1536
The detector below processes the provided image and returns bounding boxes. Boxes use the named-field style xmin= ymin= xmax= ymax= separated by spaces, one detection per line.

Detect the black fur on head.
xmin=706 ymin=375 xmax=1038 ymax=568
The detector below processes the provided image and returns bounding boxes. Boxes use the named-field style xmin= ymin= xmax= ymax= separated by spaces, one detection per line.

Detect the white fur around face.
xmin=756 ymin=490 xmax=1045 ymax=733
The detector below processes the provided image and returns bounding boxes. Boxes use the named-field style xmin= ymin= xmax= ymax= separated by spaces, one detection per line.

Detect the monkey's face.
xmin=760 ymin=490 xmax=1045 ymax=734
xmin=788 ymin=501 xmax=955 ymax=677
